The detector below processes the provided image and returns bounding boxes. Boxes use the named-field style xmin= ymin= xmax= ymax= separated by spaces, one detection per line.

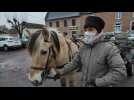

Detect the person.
xmin=55 ymin=16 xmax=127 ymax=87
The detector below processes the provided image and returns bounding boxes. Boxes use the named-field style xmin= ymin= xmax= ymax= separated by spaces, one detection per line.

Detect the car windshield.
xmin=9 ymin=38 xmax=14 ymax=40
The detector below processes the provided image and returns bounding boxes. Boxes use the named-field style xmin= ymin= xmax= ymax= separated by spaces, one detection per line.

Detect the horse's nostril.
xmin=32 ymin=80 xmax=43 ymax=86
xmin=32 ymin=80 xmax=39 ymax=86
xmin=33 ymin=80 xmax=38 ymax=84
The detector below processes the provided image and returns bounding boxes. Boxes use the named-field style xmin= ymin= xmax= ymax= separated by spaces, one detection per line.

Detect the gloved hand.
xmin=89 ymin=78 xmax=97 ymax=87
xmin=54 ymin=71 xmax=61 ymax=81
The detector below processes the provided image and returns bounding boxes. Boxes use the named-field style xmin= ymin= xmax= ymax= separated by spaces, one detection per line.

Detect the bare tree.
xmin=7 ymin=18 xmax=26 ymax=39
xmin=6 ymin=13 xmax=28 ymax=40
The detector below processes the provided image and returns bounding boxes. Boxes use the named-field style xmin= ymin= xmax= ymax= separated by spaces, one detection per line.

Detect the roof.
xmin=22 ymin=21 xmax=45 ymax=29
xmin=45 ymin=12 xmax=94 ymax=21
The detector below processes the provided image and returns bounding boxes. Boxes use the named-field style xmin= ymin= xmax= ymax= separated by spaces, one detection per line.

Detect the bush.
xmin=115 ymin=32 xmax=128 ymax=39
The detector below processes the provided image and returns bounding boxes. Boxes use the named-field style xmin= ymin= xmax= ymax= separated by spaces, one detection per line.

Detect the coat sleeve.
xmin=95 ymin=43 xmax=127 ymax=87
xmin=59 ymin=50 xmax=82 ymax=76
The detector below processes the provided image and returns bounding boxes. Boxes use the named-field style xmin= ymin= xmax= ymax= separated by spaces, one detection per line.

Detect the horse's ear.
xmin=41 ymin=28 xmax=49 ymax=42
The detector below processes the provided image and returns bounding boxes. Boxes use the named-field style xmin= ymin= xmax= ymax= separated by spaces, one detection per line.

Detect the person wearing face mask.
xmin=55 ymin=16 xmax=127 ymax=87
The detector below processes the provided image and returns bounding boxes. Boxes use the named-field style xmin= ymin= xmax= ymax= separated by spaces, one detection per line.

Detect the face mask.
xmin=83 ymin=31 xmax=96 ymax=45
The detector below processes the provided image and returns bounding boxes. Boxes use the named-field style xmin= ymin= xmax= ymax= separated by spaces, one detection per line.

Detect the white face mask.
xmin=83 ymin=31 xmax=96 ymax=44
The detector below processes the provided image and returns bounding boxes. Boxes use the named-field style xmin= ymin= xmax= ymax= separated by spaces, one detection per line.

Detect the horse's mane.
xmin=28 ymin=31 xmax=41 ymax=55
xmin=28 ymin=28 xmax=60 ymax=55
xmin=50 ymin=31 xmax=60 ymax=53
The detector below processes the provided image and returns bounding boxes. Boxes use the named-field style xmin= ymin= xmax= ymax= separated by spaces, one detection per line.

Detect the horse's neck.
xmin=54 ymin=35 xmax=71 ymax=66
xmin=55 ymin=36 xmax=78 ymax=67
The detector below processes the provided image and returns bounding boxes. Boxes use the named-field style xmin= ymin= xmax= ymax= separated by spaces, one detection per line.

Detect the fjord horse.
xmin=27 ymin=28 xmax=79 ymax=87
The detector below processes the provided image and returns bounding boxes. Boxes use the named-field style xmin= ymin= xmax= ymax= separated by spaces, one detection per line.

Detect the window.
xmin=0 ymin=38 xmax=6 ymax=41
xmin=116 ymin=19 xmax=121 ymax=24
xmin=115 ymin=19 xmax=121 ymax=33
xmin=115 ymin=12 xmax=122 ymax=19
xmin=115 ymin=25 xmax=121 ymax=33
xmin=64 ymin=20 xmax=67 ymax=27
xmin=0 ymin=38 xmax=2 ymax=41
xmin=49 ymin=22 xmax=52 ymax=27
xmin=72 ymin=19 xmax=76 ymax=26
xmin=56 ymin=21 xmax=60 ymax=27
xmin=131 ymin=22 xmax=134 ymax=30
xmin=72 ymin=31 xmax=76 ymax=35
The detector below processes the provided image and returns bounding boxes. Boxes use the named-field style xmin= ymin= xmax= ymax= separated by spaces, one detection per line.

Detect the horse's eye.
xmin=44 ymin=40 xmax=48 ymax=42
xmin=44 ymin=39 xmax=49 ymax=42
xmin=41 ymin=50 xmax=47 ymax=55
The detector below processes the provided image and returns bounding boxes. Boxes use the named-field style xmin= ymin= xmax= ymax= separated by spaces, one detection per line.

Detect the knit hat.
xmin=84 ymin=16 xmax=105 ymax=33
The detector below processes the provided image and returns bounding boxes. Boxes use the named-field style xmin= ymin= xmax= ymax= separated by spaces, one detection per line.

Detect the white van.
xmin=0 ymin=35 xmax=22 ymax=51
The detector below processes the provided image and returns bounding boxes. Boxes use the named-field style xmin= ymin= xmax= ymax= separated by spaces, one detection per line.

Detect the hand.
xmin=90 ymin=78 xmax=97 ymax=87
xmin=54 ymin=71 xmax=61 ymax=81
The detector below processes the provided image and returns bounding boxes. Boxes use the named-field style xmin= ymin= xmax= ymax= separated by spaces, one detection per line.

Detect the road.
xmin=0 ymin=48 xmax=134 ymax=87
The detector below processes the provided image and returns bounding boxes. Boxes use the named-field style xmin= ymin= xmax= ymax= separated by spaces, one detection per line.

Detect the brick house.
xmin=45 ymin=12 xmax=93 ymax=38
xmin=45 ymin=12 xmax=134 ymax=38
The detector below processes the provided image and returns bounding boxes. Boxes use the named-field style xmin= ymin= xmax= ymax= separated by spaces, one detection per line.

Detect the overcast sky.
xmin=0 ymin=12 xmax=47 ymax=28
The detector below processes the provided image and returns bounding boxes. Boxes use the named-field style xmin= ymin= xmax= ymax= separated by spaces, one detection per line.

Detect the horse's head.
xmin=27 ymin=28 xmax=60 ymax=86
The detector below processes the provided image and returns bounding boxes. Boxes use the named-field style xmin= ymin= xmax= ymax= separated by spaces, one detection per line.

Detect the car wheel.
xmin=3 ymin=45 xmax=8 ymax=51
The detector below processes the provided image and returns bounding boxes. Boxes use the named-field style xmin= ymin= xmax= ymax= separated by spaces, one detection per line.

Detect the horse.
xmin=27 ymin=28 xmax=79 ymax=87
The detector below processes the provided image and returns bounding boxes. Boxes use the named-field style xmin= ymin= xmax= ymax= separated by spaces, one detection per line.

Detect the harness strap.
xmin=56 ymin=64 xmax=67 ymax=69
xmin=43 ymin=47 xmax=51 ymax=78
xmin=31 ymin=67 xmax=45 ymax=70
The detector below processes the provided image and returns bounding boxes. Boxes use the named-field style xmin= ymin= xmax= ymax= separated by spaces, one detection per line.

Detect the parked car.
xmin=128 ymin=34 xmax=134 ymax=41
xmin=21 ymin=37 xmax=29 ymax=48
xmin=0 ymin=35 xmax=22 ymax=51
